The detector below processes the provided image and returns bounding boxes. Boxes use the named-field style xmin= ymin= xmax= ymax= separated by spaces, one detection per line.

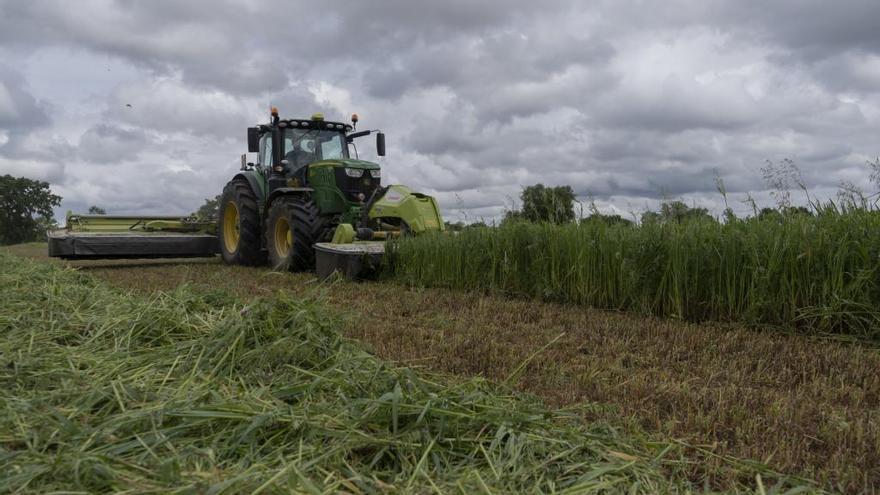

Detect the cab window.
xmin=259 ymin=135 xmax=273 ymax=167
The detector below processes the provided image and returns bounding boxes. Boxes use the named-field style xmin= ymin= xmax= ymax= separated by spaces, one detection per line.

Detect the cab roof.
xmin=259 ymin=118 xmax=353 ymax=133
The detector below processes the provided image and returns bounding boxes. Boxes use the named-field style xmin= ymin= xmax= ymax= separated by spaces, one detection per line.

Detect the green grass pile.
xmin=0 ymin=253 xmax=813 ymax=493
xmin=392 ymin=210 xmax=880 ymax=338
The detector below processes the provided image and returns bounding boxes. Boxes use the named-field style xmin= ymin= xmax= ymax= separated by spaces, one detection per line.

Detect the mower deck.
xmin=48 ymin=230 xmax=219 ymax=260
xmin=314 ymin=241 xmax=386 ymax=280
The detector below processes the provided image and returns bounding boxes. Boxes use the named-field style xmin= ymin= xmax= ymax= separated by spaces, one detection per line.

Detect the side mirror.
xmin=247 ymin=127 xmax=259 ymax=153
xmin=376 ymin=132 xmax=386 ymax=157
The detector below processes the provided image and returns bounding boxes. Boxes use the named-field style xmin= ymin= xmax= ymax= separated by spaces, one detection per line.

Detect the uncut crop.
xmin=392 ymin=209 xmax=880 ymax=338
xmin=0 ymin=253 xmax=812 ymax=493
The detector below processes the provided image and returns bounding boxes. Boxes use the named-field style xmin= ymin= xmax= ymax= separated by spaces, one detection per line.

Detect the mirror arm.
xmin=346 ymin=130 xmax=371 ymax=142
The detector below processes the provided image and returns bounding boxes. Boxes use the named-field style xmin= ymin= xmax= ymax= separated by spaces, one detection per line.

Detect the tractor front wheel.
xmin=265 ymin=196 xmax=326 ymax=271
xmin=218 ymin=178 xmax=264 ymax=266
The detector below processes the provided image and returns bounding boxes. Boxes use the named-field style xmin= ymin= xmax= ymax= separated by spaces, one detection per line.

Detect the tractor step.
xmin=314 ymin=242 xmax=386 ymax=280
xmin=48 ymin=231 xmax=219 ymax=259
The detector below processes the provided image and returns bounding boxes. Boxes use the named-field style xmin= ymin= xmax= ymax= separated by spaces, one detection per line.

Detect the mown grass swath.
xmin=392 ymin=207 xmax=880 ymax=338
xmin=0 ymin=253 xmax=813 ymax=492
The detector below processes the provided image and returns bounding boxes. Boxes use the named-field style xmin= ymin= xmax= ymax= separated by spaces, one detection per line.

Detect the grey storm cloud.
xmin=0 ymin=0 xmax=878 ymax=221
xmin=77 ymin=124 xmax=151 ymax=164
xmin=0 ymin=64 xmax=49 ymax=132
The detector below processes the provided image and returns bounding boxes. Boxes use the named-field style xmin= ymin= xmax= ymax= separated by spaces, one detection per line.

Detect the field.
xmin=2 ymin=241 xmax=879 ymax=493
xmin=4 ymin=253 xmax=723 ymax=493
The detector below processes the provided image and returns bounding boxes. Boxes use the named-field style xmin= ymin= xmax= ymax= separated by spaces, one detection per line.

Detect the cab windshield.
xmin=282 ymin=128 xmax=348 ymax=168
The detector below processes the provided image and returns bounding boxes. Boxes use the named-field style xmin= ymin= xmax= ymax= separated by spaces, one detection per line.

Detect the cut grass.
xmin=0 ymin=251 xmax=813 ymax=493
xmin=6 ymin=243 xmax=879 ymax=492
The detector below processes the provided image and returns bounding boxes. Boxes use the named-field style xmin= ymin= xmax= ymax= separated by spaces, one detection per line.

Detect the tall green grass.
xmin=392 ymin=209 xmax=880 ymax=338
xmin=0 ymin=253 xmax=813 ymax=492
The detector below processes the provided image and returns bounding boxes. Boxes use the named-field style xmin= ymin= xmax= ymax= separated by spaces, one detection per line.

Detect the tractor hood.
xmin=308 ymin=158 xmax=380 ymax=170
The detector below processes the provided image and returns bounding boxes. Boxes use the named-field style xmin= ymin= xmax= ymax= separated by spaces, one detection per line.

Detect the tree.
xmin=193 ymin=194 xmax=221 ymax=221
xmin=581 ymin=213 xmax=632 ymax=226
xmin=640 ymin=210 xmax=660 ymax=225
xmin=784 ymin=206 xmax=813 ymax=217
xmin=0 ymin=175 xmax=62 ymax=245
xmin=88 ymin=205 xmax=107 ymax=214
xmin=518 ymin=184 xmax=576 ymax=224
xmin=757 ymin=205 xmax=812 ymax=222
xmin=757 ymin=207 xmax=781 ymax=221
xmin=641 ymin=200 xmax=713 ymax=225
xmin=501 ymin=210 xmax=525 ymax=225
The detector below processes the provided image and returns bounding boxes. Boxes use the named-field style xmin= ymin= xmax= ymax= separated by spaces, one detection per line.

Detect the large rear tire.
xmin=265 ymin=196 xmax=326 ymax=271
xmin=218 ymin=178 xmax=264 ymax=266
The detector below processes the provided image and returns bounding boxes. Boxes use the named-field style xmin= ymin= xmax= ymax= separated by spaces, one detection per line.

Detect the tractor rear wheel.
xmin=218 ymin=178 xmax=264 ymax=266
xmin=266 ymin=196 xmax=326 ymax=271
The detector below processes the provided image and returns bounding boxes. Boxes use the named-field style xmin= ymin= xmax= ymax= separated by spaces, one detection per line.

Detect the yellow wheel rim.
xmin=222 ymin=201 xmax=240 ymax=253
xmin=274 ymin=216 xmax=292 ymax=258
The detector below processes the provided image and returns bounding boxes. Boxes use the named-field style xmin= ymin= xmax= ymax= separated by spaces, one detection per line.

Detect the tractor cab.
xmin=244 ymin=110 xmax=391 ymax=228
xmin=247 ymin=110 xmax=385 ymax=189
xmin=282 ymin=126 xmax=347 ymax=170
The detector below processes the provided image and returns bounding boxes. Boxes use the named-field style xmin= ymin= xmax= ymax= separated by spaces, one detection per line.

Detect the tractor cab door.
xmin=259 ymin=134 xmax=273 ymax=170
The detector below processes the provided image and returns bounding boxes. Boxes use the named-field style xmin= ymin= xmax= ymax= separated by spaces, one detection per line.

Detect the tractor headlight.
xmin=369 ymin=169 xmax=381 ymax=179
xmin=344 ymin=168 xmax=363 ymax=178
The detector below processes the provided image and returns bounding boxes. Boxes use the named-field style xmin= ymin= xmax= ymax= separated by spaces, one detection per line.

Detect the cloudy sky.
xmin=1 ymin=0 xmax=878 ymax=223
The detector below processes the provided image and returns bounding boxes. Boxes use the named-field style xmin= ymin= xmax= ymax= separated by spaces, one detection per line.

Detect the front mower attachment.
xmin=314 ymin=241 xmax=385 ymax=280
xmin=48 ymin=214 xmax=219 ymax=260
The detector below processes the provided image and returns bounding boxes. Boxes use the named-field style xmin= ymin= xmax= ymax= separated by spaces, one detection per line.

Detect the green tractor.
xmin=48 ymin=109 xmax=445 ymax=278
xmin=219 ymin=109 xmax=444 ymax=272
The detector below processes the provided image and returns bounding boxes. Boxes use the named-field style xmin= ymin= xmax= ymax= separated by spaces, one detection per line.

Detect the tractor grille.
xmin=334 ymin=168 xmax=380 ymax=202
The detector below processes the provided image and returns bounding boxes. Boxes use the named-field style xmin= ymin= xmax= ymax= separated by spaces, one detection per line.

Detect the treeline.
xmin=492 ymin=187 xmax=848 ymax=230
xmin=448 ymin=159 xmax=880 ymax=228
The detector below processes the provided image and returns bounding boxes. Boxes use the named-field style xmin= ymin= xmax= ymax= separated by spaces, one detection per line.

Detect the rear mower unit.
xmin=49 ymin=110 xmax=445 ymax=278
xmin=48 ymin=214 xmax=218 ymax=259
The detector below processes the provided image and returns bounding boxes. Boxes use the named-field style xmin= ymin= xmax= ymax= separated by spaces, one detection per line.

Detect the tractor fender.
xmin=266 ymin=187 xmax=314 ymax=208
xmin=233 ymin=172 xmax=267 ymax=204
